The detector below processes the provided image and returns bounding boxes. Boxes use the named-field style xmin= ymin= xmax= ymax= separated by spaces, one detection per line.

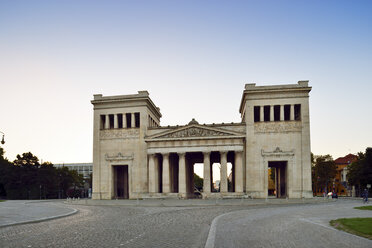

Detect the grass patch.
xmin=0 ymin=200 xmax=5 ymax=202
xmin=354 ymin=206 xmax=372 ymax=211
xmin=330 ymin=218 xmax=372 ymax=240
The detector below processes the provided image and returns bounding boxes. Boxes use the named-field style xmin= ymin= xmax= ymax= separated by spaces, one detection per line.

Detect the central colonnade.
xmin=148 ymin=150 xmax=244 ymax=198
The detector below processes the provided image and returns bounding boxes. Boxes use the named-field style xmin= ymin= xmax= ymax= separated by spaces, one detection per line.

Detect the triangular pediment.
xmin=147 ymin=124 xmax=244 ymax=140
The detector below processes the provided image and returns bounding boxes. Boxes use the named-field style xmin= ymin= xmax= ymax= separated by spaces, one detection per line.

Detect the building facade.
xmin=91 ymin=81 xmax=313 ymax=199
xmin=334 ymin=154 xmax=357 ymax=196
xmin=54 ymin=163 xmax=93 ymax=180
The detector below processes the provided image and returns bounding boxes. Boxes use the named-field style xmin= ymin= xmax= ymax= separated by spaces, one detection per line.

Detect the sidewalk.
xmin=66 ymin=196 xmax=348 ymax=207
xmin=0 ymin=200 xmax=77 ymax=228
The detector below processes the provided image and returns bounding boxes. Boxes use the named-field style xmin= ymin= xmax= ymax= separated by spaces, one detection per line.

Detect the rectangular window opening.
xmin=294 ymin=104 xmax=301 ymax=121
xmin=264 ymin=105 xmax=270 ymax=122
xmin=274 ymin=105 xmax=280 ymax=121
xmin=135 ymin=112 xmax=140 ymax=128
xmin=100 ymin=115 xmax=106 ymax=129
xmin=126 ymin=113 xmax=131 ymax=128
xmin=254 ymin=106 xmax=260 ymax=122
xmin=109 ymin=114 xmax=114 ymax=129
xmin=118 ymin=114 xmax=123 ymax=128
xmin=284 ymin=105 xmax=290 ymax=121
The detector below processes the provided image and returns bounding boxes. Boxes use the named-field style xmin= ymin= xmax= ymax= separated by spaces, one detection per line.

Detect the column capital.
xmin=203 ymin=151 xmax=211 ymax=156
xmin=178 ymin=152 xmax=186 ymax=158
xmin=162 ymin=153 xmax=170 ymax=158
xmin=220 ymin=151 xmax=228 ymax=156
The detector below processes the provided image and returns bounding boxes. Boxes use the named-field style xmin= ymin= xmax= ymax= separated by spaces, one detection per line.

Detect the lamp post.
xmin=0 ymin=131 xmax=5 ymax=145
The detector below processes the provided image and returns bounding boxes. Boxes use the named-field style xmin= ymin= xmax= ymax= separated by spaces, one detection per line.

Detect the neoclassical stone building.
xmin=91 ymin=81 xmax=312 ymax=199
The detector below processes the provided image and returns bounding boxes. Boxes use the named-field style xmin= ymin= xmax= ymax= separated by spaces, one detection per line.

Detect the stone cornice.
xmin=91 ymin=91 xmax=162 ymax=118
xmin=239 ymin=81 xmax=311 ymax=114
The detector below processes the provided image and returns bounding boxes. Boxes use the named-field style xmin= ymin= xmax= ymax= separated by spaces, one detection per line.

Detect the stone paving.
xmin=0 ymin=199 xmax=370 ymax=248
xmin=0 ymin=200 xmax=77 ymax=227
xmin=211 ymin=200 xmax=372 ymax=248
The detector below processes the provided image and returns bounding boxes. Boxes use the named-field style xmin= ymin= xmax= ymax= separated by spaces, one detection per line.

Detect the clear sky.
xmin=0 ymin=0 xmax=371 ymax=170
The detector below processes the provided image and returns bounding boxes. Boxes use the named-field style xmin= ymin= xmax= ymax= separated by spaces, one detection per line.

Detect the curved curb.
xmin=0 ymin=208 xmax=78 ymax=228
xmin=205 ymin=211 xmax=238 ymax=248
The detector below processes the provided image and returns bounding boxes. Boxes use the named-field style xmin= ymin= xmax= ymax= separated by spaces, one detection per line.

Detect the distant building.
xmin=54 ymin=163 xmax=93 ymax=180
xmin=334 ymin=154 xmax=358 ymax=196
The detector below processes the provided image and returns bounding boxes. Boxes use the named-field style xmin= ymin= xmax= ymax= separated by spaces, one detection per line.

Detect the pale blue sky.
xmin=0 ymin=0 xmax=371 ymax=167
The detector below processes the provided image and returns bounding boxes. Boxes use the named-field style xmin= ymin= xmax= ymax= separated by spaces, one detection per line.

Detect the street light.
xmin=0 ymin=131 xmax=4 ymax=145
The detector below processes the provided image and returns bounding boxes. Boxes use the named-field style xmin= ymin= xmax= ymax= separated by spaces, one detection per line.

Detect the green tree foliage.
xmin=194 ymin=173 xmax=203 ymax=191
xmin=312 ymin=154 xmax=336 ymax=193
xmin=0 ymin=148 xmax=85 ymax=199
xmin=347 ymin=148 xmax=372 ymax=192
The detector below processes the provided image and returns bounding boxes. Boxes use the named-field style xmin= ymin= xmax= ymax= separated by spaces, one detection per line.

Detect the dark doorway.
xmin=114 ymin=165 xmax=129 ymax=199
xmin=268 ymin=161 xmax=287 ymax=198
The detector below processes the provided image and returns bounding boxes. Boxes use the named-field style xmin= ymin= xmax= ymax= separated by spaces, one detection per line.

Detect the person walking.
xmin=363 ymin=188 xmax=369 ymax=203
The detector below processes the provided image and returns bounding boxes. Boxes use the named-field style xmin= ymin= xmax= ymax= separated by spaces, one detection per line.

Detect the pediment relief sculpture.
xmin=149 ymin=125 xmax=242 ymax=139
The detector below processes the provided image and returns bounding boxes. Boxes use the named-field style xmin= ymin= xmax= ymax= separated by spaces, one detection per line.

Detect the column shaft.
xmin=123 ymin=114 xmax=127 ymax=128
xmin=270 ymin=105 xmax=274 ymax=121
xmin=162 ymin=153 xmax=170 ymax=193
xmin=114 ymin=114 xmax=118 ymax=129
xmin=260 ymin=106 xmax=264 ymax=122
xmin=234 ymin=151 xmax=243 ymax=193
xmin=131 ymin=113 xmax=136 ymax=128
xmin=148 ymin=154 xmax=156 ymax=193
xmin=104 ymin=115 xmax=109 ymax=129
xmin=220 ymin=152 xmax=228 ymax=193
xmin=290 ymin=104 xmax=295 ymax=121
xmin=280 ymin=105 xmax=284 ymax=121
xmin=178 ymin=153 xmax=186 ymax=195
xmin=203 ymin=152 xmax=211 ymax=194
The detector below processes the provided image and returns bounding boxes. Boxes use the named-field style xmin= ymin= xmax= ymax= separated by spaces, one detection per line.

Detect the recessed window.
xmin=274 ymin=105 xmax=280 ymax=121
xmin=254 ymin=106 xmax=260 ymax=122
xmin=118 ymin=114 xmax=123 ymax=128
xmin=294 ymin=104 xmax=301 ymax=121
xmin=264 ymin=105 xmax=270 ymax=122
xmin=126 ymin=113 xmax=131 ymax=128
xmin=109 ymin=114 xmax=114 ymax=129
xmin=135 ymin=112 xmax=140 ymax=128
xmin=284 ymin=105 xmax=290 ymax=121
xmin=100 ymin=115 xmax=106 ymax=129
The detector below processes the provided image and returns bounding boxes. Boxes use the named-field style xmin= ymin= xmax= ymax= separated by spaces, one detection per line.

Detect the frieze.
xmin=261 ymin=147 xmax=294 ymax=157
xmin=105 ymin=152 xmax=134 ymax=162
xmin=100 ymin=129 xmax=140 ymax=139
xmin=254 ymin=121 xmax=301 ymax=133
xmin=156 ymin=127 xmax=231 ymax=139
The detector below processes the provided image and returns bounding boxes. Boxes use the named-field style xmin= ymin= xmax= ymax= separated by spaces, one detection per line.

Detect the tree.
xmin=347 ymin=147 xmax=372 ymax=195
xmin=312 ymin=154 xmax=336 ymax=193
xmin=194 ymin=173 xmax=203 ymax=191
xmin=0 ymin=148 xmax=86 ymax=199
xmin=0 ymin=147 xmax=13 ymax=198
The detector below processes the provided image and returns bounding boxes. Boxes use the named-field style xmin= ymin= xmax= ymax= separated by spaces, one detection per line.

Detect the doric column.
xmin=260 ymin=106 xmax=264 ymax=122
xmin=290 ymin=104 xmax=295 ymax=121
xmin=114 ymin=114 xmax=118 ymax=129
xmin=104 ymin=115 xmax=109 ymax=129
xmin=234 ymin=151 xmax=243 ymax=193
xmin=220 ymin=151 xmax=228 ymax=193
xmin=162 ymin=153 xmax=170 ymax=193
xmin=270 ymin=105 xmax=274 ymax=121
xmin=280 ymin=105 xmax=284 ymax=121
xmin=148 ymin=154 xmax=156 ymax=193
xmin=123 ymin=114 xmax=127 ymax=128
xmin=203 ymin=152 xmax=211 ymax=194
xmin=131 ymin=113 xmax=136 ymax=128
xmin=178 ymin=153 xmax=186 ymax=195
